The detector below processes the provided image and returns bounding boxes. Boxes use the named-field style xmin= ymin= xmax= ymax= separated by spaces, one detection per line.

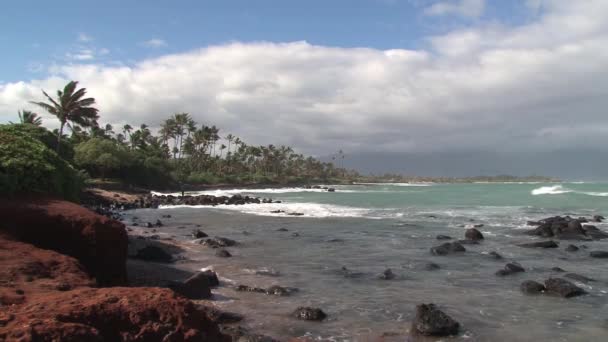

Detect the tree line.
xmin=16 ymin=81 xmax=355 ymax=187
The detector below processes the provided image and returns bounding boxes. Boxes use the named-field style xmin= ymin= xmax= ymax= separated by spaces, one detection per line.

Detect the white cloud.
xmin=2 ymin=0 xmax=608 ymax=158
xmin=77 ymin=33 xmax=93 ymax=42
xmin=142 ymin=39 xmax=168 ymax=48
xmin=424 ymin=0 xmax=486 ymax=18
xmin=66 ymin=49 xmax=95 ymax=61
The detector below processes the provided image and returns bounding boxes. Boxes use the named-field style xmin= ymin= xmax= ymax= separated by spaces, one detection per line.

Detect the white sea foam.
xmin=159 ymin=201 xmax=396 ymax=219
xmin=531 ymin=185 xmax=608 ymax=197
xmin=531 ymin=185 xmax=571 ymax=195
xmin=353 ymin=182 xmax=432 ymax=187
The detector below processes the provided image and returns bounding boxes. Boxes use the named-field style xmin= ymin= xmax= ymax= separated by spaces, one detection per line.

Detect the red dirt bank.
xmin=0 ymin=198 xmax=228 ymax=341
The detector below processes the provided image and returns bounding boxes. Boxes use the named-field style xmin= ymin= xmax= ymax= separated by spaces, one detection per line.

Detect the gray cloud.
xmin=1 ymin=0 xmax=608 ymax=167
xmin=423 ymin=0 xmax=486 ymax=18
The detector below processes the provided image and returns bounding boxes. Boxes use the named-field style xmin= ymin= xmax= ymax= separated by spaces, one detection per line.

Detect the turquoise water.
xmin=133 ymin=182 xmax=608 ymax=341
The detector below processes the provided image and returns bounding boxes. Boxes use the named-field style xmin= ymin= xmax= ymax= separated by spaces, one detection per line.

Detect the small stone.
xmin=488 ymin=251 xmax=503 ymax=260
xmin=496 ymin=263 xmax=525 ymax=276
xmin=378 ymin=268 xmax=396 ymax=280
xmin=292 ymin=307 xmax=327 ymax=321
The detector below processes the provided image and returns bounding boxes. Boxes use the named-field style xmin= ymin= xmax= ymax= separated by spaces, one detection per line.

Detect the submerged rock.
xmin=292 ymin=307 xmax=327 ymax=321
xmin=590 ymin=251 xmax=608 ymax=258
xmin=488 ymin=251 xmax=503 ymax=260
xmin=564 ymin=273 xmax=595 ymax=283
xmin=521 ymin=280 xmax=546 ymax=295
xmin=544 ymin=278 xmax=586 ymax=298
xmin=430 ymin=242 xmax=466 ymax=256
xmin=133 ymin=245 xmax=173 ymax=263
xmin=518 ymin=240 xmax=559 ymax=248
xmin=192 ymin=229 xmax=208 ymax=239
xmin=201 ymin=237 xmax=237 ymax=248
xmin=465 ymin=228 xmax=484 ymax=241
xmin=424 ymin=262 xmax=441 ymax=270
xmin=216 ymin=249 xmax=232 ymax=258
xmin=237 ymin=285 xmax=297 ymax=296
xmin=525 ymin=216 xmax=608 ymax=240
xmin=168 ymin=271 xmax=214 ymax=299
xmin=378 ymin=268 xmax=396 ymax=280
xmin=436 ymin=235 xmax=452 ymax=240
xmin=565 ymin=244 xmax=579 ymax=252
xmin=411 ymin=303 xmax=460 ymax=336
xmin=496 ymin=263 xmax=525 ymax=276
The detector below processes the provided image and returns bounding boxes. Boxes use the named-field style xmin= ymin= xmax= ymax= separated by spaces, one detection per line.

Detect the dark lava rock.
xmin=216 ymin=249 xmax=232 ymax=258
xmin=518 ymin=240 xmax=559 ymax=248
xmin=168 ymin=272 xmax=214 ymax=299
xmin=201 ymin=237 xmax=237 ymax=248
xmin=199 ymin=306 xmax=244 ymax=324
xmin=564 ymin=273 xmax=595 ymax=283
xmin=236 ymin=285 xmax=266 ymax=294
xmin=544 ymin=278 xmax=586 ymax=298
xmin=287 ymin=212 xmax=304 ymax=216
xmin=276 ymin=228 xmax=289 ymax=232
xmin=411 ymin=303 xmax=460 ymax=336
xmin=192 ymin=229 xmax=208 ymax=239
xmin=590 ymin=251 xmax=608 ymax=258
xmin=565 ymin=244 xmax=579 ymax=252
xmin=465 ymin=228 xmax=484 ymax=241
xmin=270 ymin=210 xmax=285 ymax=214
xmin=155 ymin=219 xmax=163 ymax=227
xmin=145 ymin=222 xmax=153 ymax=228
xmin=457 ymin=239 xmax=479 ymax=245
xmin=378 ymin=268 xmax=396 ymax=280
xmin=161 ymin=214 xmax=172 ymax=218
xmin=327 ymin=188 xmax=336 ymax=192
xmin=133 ymin=246 xmax=172 ymax=263
xmin=488 ymin=251 xmax=503 ymax=260
xmin=265 ymin=285 xmax=298 ymax=296
xmin=496 ymin=263 xmax=525 ymax=276
xmin=340 ymin=266 xmax=364 ymax=279
xmin=291 ymin=232 xmax=300 ymax=237
xmin=292 ymin=307 xmax=327 ymax=321
xmin=220 ymin=325 xmax=279 ymax=342
xmin=525 ymin=216 xmax=608 ymax=240
xmin=424 ymin=262 xmax=441 ymax=270
xmin=520 ymin=280 xmax=546 ymax=295
xmin=430 ymin=242 xmax=466 ymax=256
xmin=436 ymin=235 xmax=452 ymax=240
xmin=551 ymin=267 xmax=566 ymax=272
xmin=592 ymin=215 xmax=605 ymax=222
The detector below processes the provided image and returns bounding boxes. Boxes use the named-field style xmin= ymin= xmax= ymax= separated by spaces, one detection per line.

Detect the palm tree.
xmin=30 ymin=81 xmax=98 ymax=153
xmin=18 ymin=110 xmax=43 ymax=126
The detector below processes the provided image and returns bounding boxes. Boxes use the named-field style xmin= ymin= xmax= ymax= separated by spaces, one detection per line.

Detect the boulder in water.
xmin=192 ymin=230 xmax=208 ymax=239
xmin=465 ymin=228 xmax=484 ymax=241
xmin=168 ymin=272 xmax=214 ymax=299
xmin=201 ymin=237 xmax=237 ymax=248
xmin=565 ymin=244 xmax=579 ymax=252
xmin=378 ymin=268 xmax=396 ymax=280
xmin=430 ymin=242 xmax=466 ymax=256
xmin=544 ymin=278 xmax=586 ymax=298
xmin=411 ymin=303 xmax=460 ymax=336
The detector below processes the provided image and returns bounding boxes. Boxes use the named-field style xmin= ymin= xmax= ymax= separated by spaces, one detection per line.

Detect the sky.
xmin=2 ymin=0 xmax=608 ymax=179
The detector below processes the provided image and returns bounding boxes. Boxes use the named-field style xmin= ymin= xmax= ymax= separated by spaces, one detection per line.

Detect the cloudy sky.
xmin=2 ymin=0 xmax=608 ymax=178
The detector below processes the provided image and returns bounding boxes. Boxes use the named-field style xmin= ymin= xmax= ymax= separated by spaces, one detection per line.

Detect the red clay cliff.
xmin=0 ymin=198 xmax=228 ymax=342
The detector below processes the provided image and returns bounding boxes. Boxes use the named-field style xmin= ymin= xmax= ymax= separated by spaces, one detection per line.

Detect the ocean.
xmin=129 ymin=182 xmax=608 ymax=341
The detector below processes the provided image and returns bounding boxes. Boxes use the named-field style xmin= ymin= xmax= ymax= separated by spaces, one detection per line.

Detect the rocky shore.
xmin=4 ymin=187 xmax=608 ymax=341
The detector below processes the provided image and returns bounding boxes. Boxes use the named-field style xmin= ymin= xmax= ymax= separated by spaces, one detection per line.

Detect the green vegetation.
xmin=2 ymin=80 xmax=555 ymax=200
xmin=0 ymin=124 xmax=83 ymax=200
xmin=1 ymin=80 xmax=351 ymax=196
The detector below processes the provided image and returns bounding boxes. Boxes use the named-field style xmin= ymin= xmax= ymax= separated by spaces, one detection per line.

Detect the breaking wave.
xmin=531 ymin=185 xmax=608 ymax=197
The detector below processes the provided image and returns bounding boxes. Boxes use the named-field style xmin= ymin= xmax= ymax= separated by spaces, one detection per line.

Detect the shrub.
xmin=2 ymin=123 xmax=75 ymax=161
xmin=0 ymin=124 xmax=83 ymax=200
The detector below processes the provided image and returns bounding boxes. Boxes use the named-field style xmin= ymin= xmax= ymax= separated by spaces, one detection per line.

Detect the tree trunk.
xmin=56 ymin=121 xmax=65 ymax=154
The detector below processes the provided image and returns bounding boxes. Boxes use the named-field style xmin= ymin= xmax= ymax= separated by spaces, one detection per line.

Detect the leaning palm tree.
xmin=30 ymin=81 xmax=99 ymax=153
xmin=18 ymin=110 xmax=43 ymax=126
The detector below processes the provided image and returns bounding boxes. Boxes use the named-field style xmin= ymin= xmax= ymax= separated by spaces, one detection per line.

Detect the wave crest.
xmin=531 ymin=185 xmax=571 ymax=195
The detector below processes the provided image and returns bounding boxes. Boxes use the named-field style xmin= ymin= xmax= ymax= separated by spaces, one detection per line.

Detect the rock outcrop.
xmin=0 ymin=198 xmax=128 ymax=286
